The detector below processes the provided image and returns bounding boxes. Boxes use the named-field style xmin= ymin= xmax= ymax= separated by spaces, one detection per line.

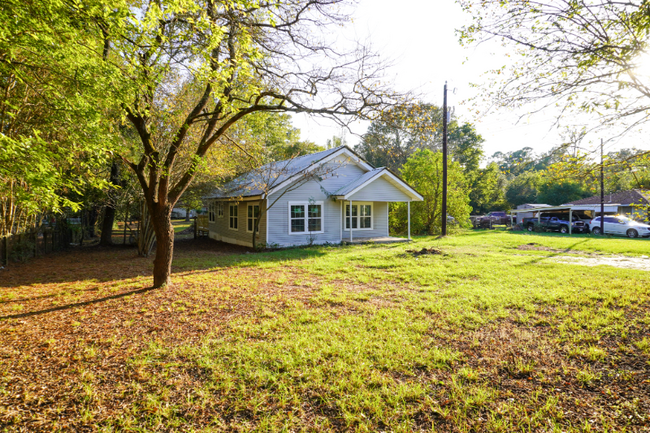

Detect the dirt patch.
xmin=553 ymin=255 xmax=650 ymax=271
xmin=406 ymin=247 xmax=443 ymax=256
xmin=516 ymin=243 xmax=554 ymax=251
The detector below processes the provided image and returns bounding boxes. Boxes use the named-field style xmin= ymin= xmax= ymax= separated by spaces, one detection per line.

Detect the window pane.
xmin=291 ymin=219 xmax=305 ymax=232
xmin=248 ymin=206 xmax=252 ymax=217
xmin=248 ymin=219 xmax=253 ymax=232
xmin=308 ymin=205 xmax=321 ymax=217
xmin=308 ymin=218 xmax=321 ymax=232
xmin=361 ymin=205 xmax=371 ymax=216
xmin=346 ymin=217 xmax=350 ymax=229
xmin=360 ymin=216 xmax=371 ymax=228
xmin=351 ymin=217 xmax=358 ymax=229
xmin=345 ymin=205 xmax=358 ymax=217
xmin=254 ymin=205 xmax=260 ymax=218
xmin=291 ymin=205 xmax=304 ymax=218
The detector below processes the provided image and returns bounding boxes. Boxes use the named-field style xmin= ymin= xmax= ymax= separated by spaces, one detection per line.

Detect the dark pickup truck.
xmin=523 ymin=216 xmax=588 ymax=234
xmin=471 ymin=211 xmax=512 ymax=228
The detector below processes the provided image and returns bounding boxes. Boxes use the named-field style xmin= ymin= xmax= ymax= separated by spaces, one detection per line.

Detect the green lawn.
xmin=172 ymin=220 xmax=193 ymax=233
xmin=1 ymin=231 xmax=649 ymax=431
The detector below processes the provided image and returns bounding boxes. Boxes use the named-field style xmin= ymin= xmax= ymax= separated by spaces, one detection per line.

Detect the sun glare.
xmin=632 ymin=51 xmax=650 ymax=79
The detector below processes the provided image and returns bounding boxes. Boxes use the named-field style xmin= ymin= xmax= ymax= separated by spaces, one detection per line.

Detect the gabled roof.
xmin=332 ymin=168 xmax=385 ymax=196
xmin=516 ymin=203 xmax=552 ymax=209
xmin=563 ymin=189 xmax=650 ymax=206
xmin=332 ymin=167 xmax=423 ymax=201
xmin=206 ymin=145 xmax=372 ymax=199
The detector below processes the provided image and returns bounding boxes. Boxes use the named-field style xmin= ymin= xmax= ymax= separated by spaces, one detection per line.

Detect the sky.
xmin=291 ymin=0 xmax=644 ymax=160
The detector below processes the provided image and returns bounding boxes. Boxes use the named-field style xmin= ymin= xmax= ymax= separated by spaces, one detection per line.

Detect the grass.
xmin=172 ymin=219 xmax=193 ymax=234
xmin=1 ymin=231 xmax=649 ymax=431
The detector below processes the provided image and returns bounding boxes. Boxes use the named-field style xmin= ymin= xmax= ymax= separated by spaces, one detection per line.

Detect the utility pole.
xmin=441 ymin=82 xmax=448 ymax=236
xmin=600 ymin=138 xmax=604 ymax=235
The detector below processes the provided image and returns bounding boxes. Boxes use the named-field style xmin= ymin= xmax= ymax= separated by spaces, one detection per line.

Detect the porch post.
xmin=339 ymin=200 xmax=343 ymax=242
xmin=408 ymin=201 xmax=411 ymax=240
xmin=569 ymin=209 xmax=573 ymax=235
xmin=349 ymin=200 xmax=353 ymax=242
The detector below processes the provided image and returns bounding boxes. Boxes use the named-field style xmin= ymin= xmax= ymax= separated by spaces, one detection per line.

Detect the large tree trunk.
xmin=100 ymin=161 xmax=121 ymax=246
xmin=151 ymin=206 xmax=174 ymax=288
xmin=100 ymin=206 xmax=117 ymax=245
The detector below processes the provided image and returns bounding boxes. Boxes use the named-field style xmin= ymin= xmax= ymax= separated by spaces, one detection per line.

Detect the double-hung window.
xmin=345 ymin=203 xmax=372 ymax=230
xmin=229 ymin=204 xmax=238 ymax=230
xmin=289 ymin=202 xmax=324 ymax=234
xmin=217 ymin=203 xmax=224 ymax=218
xmin=247 ymin=204 xmax=260 ymax=232
xmin=208 ymin=202 xmax=215 ymax=222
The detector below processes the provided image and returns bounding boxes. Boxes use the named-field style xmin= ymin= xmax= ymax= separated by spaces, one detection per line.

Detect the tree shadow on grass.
xmin=0 ymin=237 xmax=327 ymax=290
xmin=0 ymin=285 xmax=158 ymax=320
xmin=516 ymin=239 xmax=591 ymax=267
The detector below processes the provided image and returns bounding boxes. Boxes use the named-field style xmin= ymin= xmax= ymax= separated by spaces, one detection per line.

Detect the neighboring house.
xmin=204 ymin=146 xmax=423 ymax=247
xmin=563 ymin=189 xmax=650 ymax=221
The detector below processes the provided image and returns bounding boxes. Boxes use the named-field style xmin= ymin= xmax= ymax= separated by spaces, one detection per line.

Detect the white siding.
xmin=208 ymin=200 xmax=266 ymax=247
xmin=267 ymin=182 xmax=341 ymax=247
xmin=348 ymin=175 xmax=413 ymax=202
xmin=267 ymin=158 xmax=374 ymax=247
xmin=317 ymin=156 xmax=367 ymax=192
xmin=341 ymin=202 xmax=389 ymax=240
xmin=213 ymin=157 xmax=411 ymax=247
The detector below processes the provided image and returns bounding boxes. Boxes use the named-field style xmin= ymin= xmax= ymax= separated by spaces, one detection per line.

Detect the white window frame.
xmin=344 ymin=202 xmax=373 ymax=231
xmin=247 ymin=204 xmax=260 ymax=233
xmin=217 ymin=202 xmax=224 ymax=218
xmin=208 ymin=202 xmax=216 ymax=222
xmin=288 ymin=201 xmax=325 ymax=235
xmin=229 ymin=203 xmax=238 ymax=230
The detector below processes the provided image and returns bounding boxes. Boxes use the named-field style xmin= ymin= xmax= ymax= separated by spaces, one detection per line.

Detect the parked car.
xmin=471 ymin=211 xmax=511 ymax=228
xmin=523 ymin=216 xmax=588 ymax=233
xmin=588 ymin=216 xmax=650 ymax=238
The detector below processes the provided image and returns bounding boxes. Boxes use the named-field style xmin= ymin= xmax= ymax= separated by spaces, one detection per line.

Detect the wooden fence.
xmin=195 ymin=216 xmax=209 ymax=237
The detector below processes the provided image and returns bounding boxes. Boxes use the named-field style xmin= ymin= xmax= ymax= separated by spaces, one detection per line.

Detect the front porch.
xmin=332 ymin=167 xmax=422 ymax=244
xmin=346 ymin=236 xmax=411 ymax=244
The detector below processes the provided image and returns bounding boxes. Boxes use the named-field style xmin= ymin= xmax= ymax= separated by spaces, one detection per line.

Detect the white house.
xmin=204 ymin=146 xmax=423 ymax=247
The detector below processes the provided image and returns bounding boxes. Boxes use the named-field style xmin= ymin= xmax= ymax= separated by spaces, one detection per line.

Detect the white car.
xmin=589 ymin=216 xmax=650 ymax=238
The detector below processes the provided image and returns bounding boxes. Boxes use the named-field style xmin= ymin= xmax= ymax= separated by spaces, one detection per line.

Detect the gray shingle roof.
xmin=563 ymin=189 xmax=650 ymax=206
xmin=331 ymin=168 xmax=385 ymax=196
xmin=206 ymin=146 xmax=347 ymax=199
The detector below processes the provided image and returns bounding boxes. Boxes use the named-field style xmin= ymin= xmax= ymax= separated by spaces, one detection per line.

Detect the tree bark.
xmin=151 ymin=205 xmax=174 ymax=288
xmin=100 ymin=161 xmax=121 ymax=246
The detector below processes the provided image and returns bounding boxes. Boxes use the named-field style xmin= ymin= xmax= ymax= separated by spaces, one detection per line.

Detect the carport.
xmin=509 ymin=205 xmax=619 ymax=235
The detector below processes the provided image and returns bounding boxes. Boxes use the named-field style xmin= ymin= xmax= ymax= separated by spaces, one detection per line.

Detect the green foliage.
xmin=355 ymin=103 xmax=484 ymax=173
xmin=0 ymin=0 xmax=120 ymax=235
xmin=468 ymin=162 xmax=509 ymax=214
xmin=505 ymin=171 xmax=542 ymax=207
xmin=391 ymin=150 xmax=471 ymax=235
xmin=537 ymin=180 xmax=593 ymax=206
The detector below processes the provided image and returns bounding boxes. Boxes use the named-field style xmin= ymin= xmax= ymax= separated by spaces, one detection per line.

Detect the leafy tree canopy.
xmin=392 ymin=149 xmax=471 ymax=235
xmin=0 ymin=0 xmax=121 ymax=235
xmin=354 ymin=103 xmax=484 ymax=173
xmin=458 ymin=0 xmax=650 ymax=134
